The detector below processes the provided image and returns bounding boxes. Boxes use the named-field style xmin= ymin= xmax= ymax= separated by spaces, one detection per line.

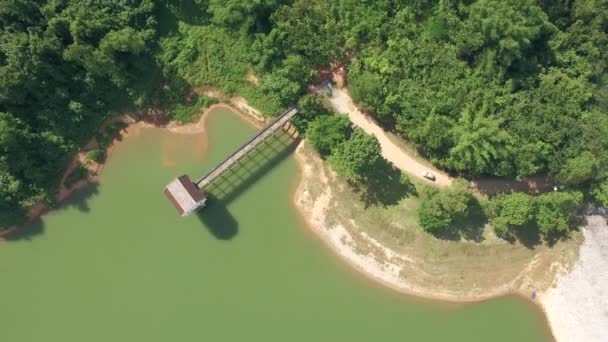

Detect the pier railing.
xmin=195 ymin=106 xmax=299 ymax=189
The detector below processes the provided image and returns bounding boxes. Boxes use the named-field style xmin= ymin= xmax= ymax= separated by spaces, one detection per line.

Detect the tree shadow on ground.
xmin=503 ymin=210 xmax=586 ymax=249
xmin=509 ymin=224 xmax=542 ymax=249
xmin=431 ymin=198 xmax=487 ymax=242
xmin=3 ymin=220 xmax=45 ymax=242
xmin=359 ymin=160 xmax=418 ymax=208
xmin=195 ymin=133 xmax=298 ymax=240
xmin=155 ymin=0 xmax=209 ymax=36
xmin=58 ymin=183 xmax=101 ymax=213
xmin=3 ymin=183 xmax=100 ymax=242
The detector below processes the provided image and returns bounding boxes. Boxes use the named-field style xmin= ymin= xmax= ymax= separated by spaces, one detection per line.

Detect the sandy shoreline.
xmin=292 ymin=141 xmax=522 ymax=302
xmin=3 ymin=95 xmax=604 ymax=341
xmin=292 ymin=139 xmax=607 ymax=341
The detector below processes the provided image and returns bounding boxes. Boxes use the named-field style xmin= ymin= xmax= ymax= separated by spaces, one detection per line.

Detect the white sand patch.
xmin=542 ymin=215 xmax=608 ymax=342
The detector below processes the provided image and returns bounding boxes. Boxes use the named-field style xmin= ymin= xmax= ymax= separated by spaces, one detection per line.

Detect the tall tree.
xmin=329 ymin=129 xmax=382 ymax=183
xmin=307 ymin=115 xmax=352 ymax=156
xmin=448 ymin=104 xmax=513 ymax=175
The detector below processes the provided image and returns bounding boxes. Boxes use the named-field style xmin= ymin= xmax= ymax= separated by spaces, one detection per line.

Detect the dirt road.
xmin=328 ymin=88 xmax=453 ymax=187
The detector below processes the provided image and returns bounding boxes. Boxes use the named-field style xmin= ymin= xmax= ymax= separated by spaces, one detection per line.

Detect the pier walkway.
xmin=195 ymin=106 xmax=299 ymax=190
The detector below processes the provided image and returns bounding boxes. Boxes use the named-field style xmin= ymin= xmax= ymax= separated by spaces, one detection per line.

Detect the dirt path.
xmin=328 ymin=88 xmax=453 ymax=187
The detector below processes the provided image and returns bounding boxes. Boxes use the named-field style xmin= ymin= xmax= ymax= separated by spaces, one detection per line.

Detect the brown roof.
xmin=177 ymin=175 xmax=204 ymax=202
xmin=164 ymin=175 xmax=205 ymax=216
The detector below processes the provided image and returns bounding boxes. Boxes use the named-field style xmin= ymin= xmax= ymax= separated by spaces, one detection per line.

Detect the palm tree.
xmin=448 ymin=103 xmax=513 ymax=175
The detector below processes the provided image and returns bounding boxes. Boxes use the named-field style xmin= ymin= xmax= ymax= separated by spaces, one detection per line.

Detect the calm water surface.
xmin=0 ymin=108 xmax=551 ymax=341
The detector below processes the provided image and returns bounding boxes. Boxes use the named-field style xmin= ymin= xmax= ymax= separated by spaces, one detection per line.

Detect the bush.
xmin=171 ymin=94 xmax=218 ymax=124
xmin=86 ymin=149 xmax=106 ymax=163
xmin=489 ymin=192 xmax=534 ymax=235
xmin=417 ymin=182 xmax=474 ymax=232
xmin=307 ymin=115 xmax=352 ymax=156
xmin=329 ymin=129 xmax=382 ymax=183
xmin=591 ymin=179 xmax=608 ymax=207
xmin=291 ymin=95 xmax=332 ymax=134
xmin=534 ymin=191 xmax=584 ymax=236
xmin=489 ymin=190 xmax=585 ymax=240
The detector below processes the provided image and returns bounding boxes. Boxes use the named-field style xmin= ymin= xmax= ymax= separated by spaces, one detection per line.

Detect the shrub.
xmin=307 ymin=115 xmax=352 ymax=156
xmin=329 ymin=129 xmax=382 ymax=183
xmin=534 ymin=191 xmax=584 ymax=236
xmin=489 ymin=192 xmax=534 ymax=235
xmin=591 ymin=179 xmax=608 ymax=207
xmin=171 ymin=94 xmax=218 ymax=124
xmin=417 ymin=182 xmax=474 ymax=232
xmin=86 ymin=149 xmax=106 ymax=163
xmin=291 ymin=95 xmax=332 ymax=134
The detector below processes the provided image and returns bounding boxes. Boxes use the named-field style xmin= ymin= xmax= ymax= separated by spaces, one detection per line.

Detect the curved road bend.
xmin=328 ymin=88 xmax=453 ymax=187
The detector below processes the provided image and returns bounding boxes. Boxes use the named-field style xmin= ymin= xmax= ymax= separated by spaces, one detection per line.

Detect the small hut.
xmin=164 ymin=175 xmax=207 ymax=216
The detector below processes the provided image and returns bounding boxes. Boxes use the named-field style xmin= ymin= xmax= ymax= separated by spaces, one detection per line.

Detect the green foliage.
xmin=0 ymin=0 xmax=157 ymax=226
xmin=591 ymin=179 xmax=608 ymax=207
xmin=2 ymin=0 xmax=607 ymax=230
xmin=291 ymin=95 xmax=331 ymax=134
xmin=348 ymin=71 xmax=385 ymax=117
xmin=489 ymin=190 xmax=585 ymax=239
xmin=64 ymin=165 xmax=88 ymax=188
xmin=85 ymin=149 xmax=106 ymax=163
xmin=463 ymin=0 xmax=554 ymax=71
xmin=270 ymin=0 xmax=341 ymax=66
xmin=534 ymin=191 xmax=583 ymax=235
xmin=338 ymin=0 xmax=608 ymax=185
xmin=329 ymin=129 xmax=382 ymax=183
xmin=417 ymin=182 xmax=474 ymax=232
xmin=171 ymin=94 xmax=218 ymax=124
xmin=448 ymin=104 xmax=513 ymax=175
xmin=490 ymin=192 xmax=534 ymax=235
xmin=157 ymin=23 xmax=284 ymax=115
xmin=400 ymin=173 xmax=413 ymax=187
xmin=558 ymin=151 xmax=598 ymax=186
xmin=96 ymin=122 xmax=127 ymax=149
xmin=307 ymin=115 xmax=352 ymax=156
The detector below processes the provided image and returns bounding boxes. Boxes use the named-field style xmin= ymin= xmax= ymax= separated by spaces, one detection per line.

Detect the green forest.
xmin=1 ymin=0 xmax=607 ymax=231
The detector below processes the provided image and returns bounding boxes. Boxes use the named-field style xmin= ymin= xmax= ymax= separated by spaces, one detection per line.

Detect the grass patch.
xmin=297 ymin=141 xmax=583 ymax=296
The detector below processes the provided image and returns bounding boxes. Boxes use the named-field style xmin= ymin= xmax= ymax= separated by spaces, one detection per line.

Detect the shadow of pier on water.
xmin=195 ymin=132 xmax=299 ymax=240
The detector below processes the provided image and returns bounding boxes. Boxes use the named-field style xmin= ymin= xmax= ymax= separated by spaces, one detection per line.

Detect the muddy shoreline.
xmin=0 ymin=102 xmax=262 ymax=240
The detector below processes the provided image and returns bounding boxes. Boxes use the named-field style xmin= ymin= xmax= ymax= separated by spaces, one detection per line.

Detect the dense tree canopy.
xmin=2 ymin=0 xmax=607 ymax=230
xmin=1 ymin=0 xmax=157 ymax=227
xmin=347 ymin=0 xmax=608 ymax=183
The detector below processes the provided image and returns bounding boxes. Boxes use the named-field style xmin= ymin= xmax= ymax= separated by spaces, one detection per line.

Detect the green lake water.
xmin=0 ymin=108 xmax=551 ymax=341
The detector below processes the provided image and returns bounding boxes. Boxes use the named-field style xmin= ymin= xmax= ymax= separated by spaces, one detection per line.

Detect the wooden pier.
xmin=165 ymin=106 xmax=299 ymax=216
xmin=195 ymin=106 xmax=299 ymax=190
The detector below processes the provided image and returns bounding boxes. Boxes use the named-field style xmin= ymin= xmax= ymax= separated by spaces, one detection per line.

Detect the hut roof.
xmin=164 ymin=175 xmax=205 ymax=216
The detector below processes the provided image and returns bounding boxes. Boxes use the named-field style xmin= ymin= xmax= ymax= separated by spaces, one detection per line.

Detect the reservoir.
xmin=0 ymin=108 xmax=551 ymax=341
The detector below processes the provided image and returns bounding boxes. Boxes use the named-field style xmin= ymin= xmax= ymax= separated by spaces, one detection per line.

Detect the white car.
xmin=422 ymin=171 xmax=436 ymax=181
